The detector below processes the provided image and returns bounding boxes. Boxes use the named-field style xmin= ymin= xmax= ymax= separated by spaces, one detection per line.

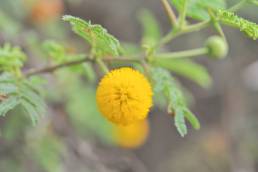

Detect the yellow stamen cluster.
xmin=96 ymin=67 xmax=152 ymax=125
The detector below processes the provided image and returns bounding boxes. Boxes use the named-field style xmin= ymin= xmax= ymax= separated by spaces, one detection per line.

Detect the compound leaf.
xmin=63 ymin=15 xmax=121 ymax=57
xmin=0 ymin=44 xmax=26 ymax=72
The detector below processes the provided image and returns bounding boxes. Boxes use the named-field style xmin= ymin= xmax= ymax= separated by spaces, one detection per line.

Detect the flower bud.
xmin=205 ymin=36 xmax=228 ymax=59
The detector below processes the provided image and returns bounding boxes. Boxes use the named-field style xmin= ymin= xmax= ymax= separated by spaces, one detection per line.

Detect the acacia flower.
xmin=113 ymin=120 xmax=149 ymax=148
xmin=96 ymin=67 xmax=152 ymax=125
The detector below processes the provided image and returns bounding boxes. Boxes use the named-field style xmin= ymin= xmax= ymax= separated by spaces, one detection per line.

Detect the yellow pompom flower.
xmin=96 ymin=67 xmax=152 ymax=125
xmin=113 ymin=120 xmax=149 ymax=148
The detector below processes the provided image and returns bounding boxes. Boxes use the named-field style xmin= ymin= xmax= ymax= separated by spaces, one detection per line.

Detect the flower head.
xmin=113 ymin=119 xmax=149 ymax=148
xmin=96 ymin=67 xmax=152 ymax=125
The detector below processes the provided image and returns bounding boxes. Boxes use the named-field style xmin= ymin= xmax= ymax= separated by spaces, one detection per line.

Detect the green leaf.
xmin=184 ymin=108 xmax=200 ymax=129
xmin=20 ymin=80 xmax=46 ymax=125
xmin=0 ymin=73 xmax=46 ymax=124
xmin=0 ymin=44 xmax=26 ymax=72
xmin=0 ymin=97 xmax=19 ymax=117
xmin=152 ymin=58 xmax=212 ymax=88
xmin=151 ymin=67 xmax=200 ymax=137
xmin=174 ymin=109 xmax=187 ymax=137
xmin=217 ymin=9 xmax=258 ymax=40
xmin=63 ymin=15 xmax=121 ymax=57
xmin=0 ymin=83 xmax=17 ymax=95
xmin=171 ymin=0 xmax=226 ymax=20
xmin=0 ymin=73 xmax=19 ymax=116
xmin=138 ymin=9 xmax=161 ymax=47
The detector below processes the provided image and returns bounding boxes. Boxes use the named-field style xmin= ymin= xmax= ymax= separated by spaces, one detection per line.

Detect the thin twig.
xmin=25 ymin=57 xmax=93 ymax=77
xmin=161 ymin=0 xmax=177 ymax=26
xmin=153 ymin=47 xmax=208 ymax=59
xmin=96 ymin=58 xmax=109 ymax=74
xmin=178 ymin=0 xmax=188 ymax=28
xmin=158 ymin=20 xmax=210 ymax=47
xmin=182 ymin=20 xmax=210 ymax=33
xmin=24 ymin=56 xmax=141 ymax=77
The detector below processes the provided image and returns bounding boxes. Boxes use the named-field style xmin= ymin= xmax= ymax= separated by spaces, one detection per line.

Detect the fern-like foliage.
xmin=0 ymin=44 xmax=26 ymax=71
xmin=217 ymin=9 xmax=258 ymax=40
xmin=0 ymin=73 xmax=46 ymax=124
xmin=63 ymin=15 xmax=121 ymax=57
xmin=151 ymin=68 xmax=200 ymax=137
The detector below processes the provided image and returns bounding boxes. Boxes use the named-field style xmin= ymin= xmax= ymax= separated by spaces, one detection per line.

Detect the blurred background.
xmin=0 ymin=0 xmax=258 ymax=172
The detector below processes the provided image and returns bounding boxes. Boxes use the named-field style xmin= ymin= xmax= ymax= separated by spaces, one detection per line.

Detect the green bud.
xmin=205 ymin=36 xmax=228 ymax=59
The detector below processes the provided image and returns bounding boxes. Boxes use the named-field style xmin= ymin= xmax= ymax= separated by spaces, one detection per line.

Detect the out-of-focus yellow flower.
xmin=113 ymin=120 xmax=149 ymax=148
xmin=96 ymin=67 xmax=152 ymax=125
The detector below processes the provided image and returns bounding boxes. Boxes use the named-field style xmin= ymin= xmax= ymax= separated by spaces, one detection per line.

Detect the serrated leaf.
xmin=171 ymin=0 xmax=226 ymax=20
xmin=217 ymin=9 xmax=258 ymax=40
xmin=63 ymin=15 xmax=121 ymax=57
xmin=152 ymin=58 xmax=212 ymax=88
xmin=138 ymin=9 xmax=161 ymax=47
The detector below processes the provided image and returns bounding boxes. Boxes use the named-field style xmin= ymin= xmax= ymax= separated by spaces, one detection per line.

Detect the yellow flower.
xmin=96 ymin=67 xmax=152 ymax=125
xmin=113 ymin=120 xmax=149 ymax=148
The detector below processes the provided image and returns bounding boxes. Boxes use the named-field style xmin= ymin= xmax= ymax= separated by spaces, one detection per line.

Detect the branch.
xmin=25 ymin=57 xmax=93 ymax=77
xmin=153 ymin=47 xmax=208 ymax=59
xmin=24 ymin=56 xmax=141 ymax=77
xmin=158 ymin=20 xmax=210 ymax=47
xmin=178 ymin=0 xmax=188 ymax=28
xmin=161 ymin=0 xmax=177 ymax=26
